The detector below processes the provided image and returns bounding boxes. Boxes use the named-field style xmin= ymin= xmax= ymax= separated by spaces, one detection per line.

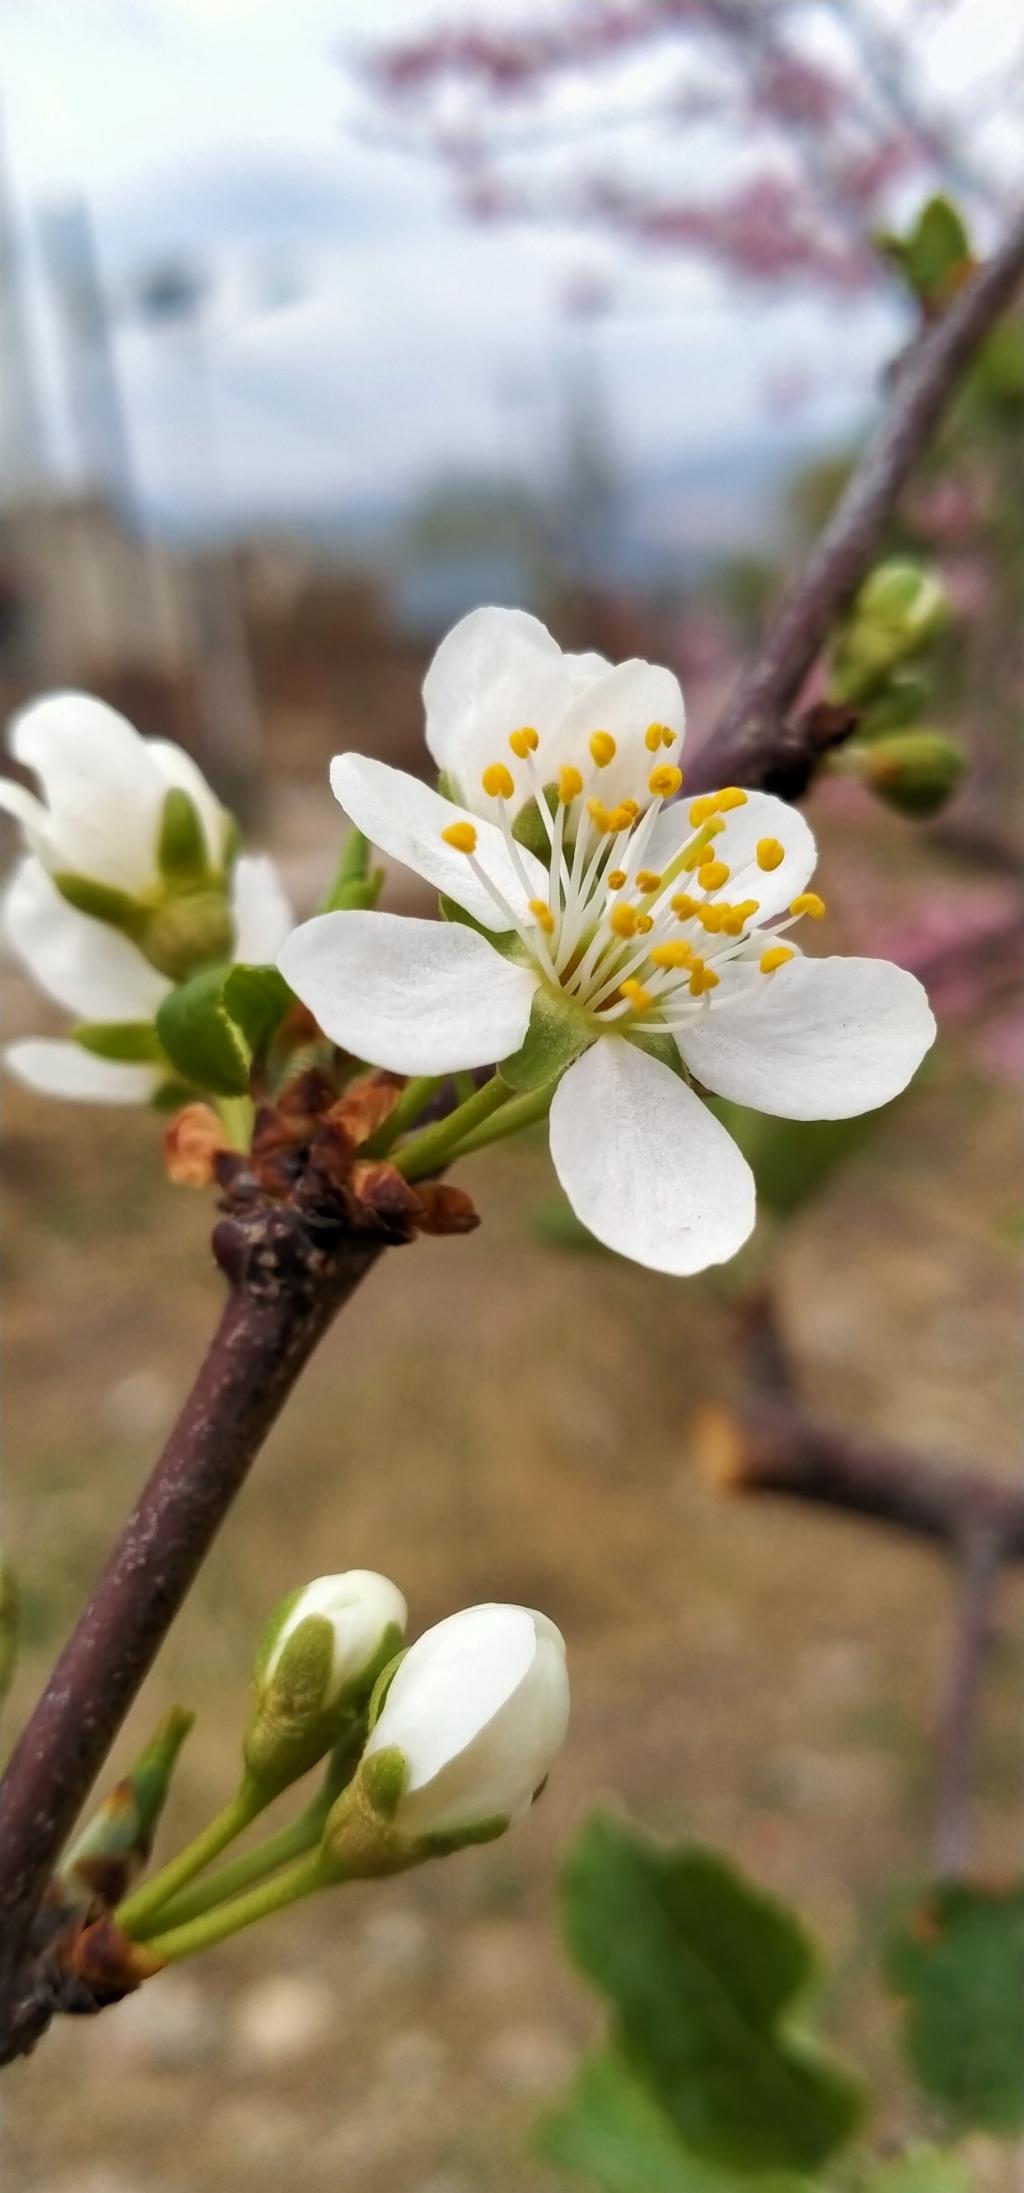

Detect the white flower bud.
xmin=245 ymin=1570 xmax=407 ymax=1798
xmin=358 ymin=1602 xmax=569 ymax=1845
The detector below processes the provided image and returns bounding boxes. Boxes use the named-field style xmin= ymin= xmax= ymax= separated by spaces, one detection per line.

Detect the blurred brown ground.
xmin=1 ymin=746 xmax=1021 ymax=2193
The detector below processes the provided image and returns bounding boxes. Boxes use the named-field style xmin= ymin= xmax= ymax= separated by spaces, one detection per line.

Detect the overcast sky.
xmin=3 ymin=0 xmax=1019 ymax=532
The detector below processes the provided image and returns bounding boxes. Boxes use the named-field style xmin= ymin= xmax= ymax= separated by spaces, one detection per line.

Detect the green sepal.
xmin=512 ymin=787 xmax=557 ymax=863
xmin=72 ymin=1021 xmax=165 ymax=1065
xmin=52 ymin=871 xmax=146 ymax=938
xmin=155 ymin=965 xmax=251 ymax=1097
xmin=438 ymin=894 xmax=531 ymax=963
xmin=420 ymin=1812 xmax=509 ymax=1858
xmin=858 ymin=670 xmax=932 ymax=737
xmin=56 ymin=1705 xmax=195 ymax=1913
xmin=322 ymin=825 xmax=385 ymax=913
xmin=366 ymin=1649 xmax=407 ymax=1732
xmin=222 ymin=964 xmax=293 ymax=1055
xmin=244 ymin=1613 xmax=338 ymax=1797
xmin=360 ymin=1744 xmax=407 ymax=1821
xmin=158 ymin=787 xmax=210 ymax=886
xmin=500 ymin=987 xmax=592 ymax=1093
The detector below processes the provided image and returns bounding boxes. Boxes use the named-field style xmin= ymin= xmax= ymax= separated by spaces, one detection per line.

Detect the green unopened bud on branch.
xmin=832 ymin=730 xmax=967 ymax=818
xmin=245 ymin=1570 xmax=407 ymax=1799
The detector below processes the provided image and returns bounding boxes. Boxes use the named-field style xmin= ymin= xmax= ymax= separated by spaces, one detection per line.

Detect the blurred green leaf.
xmin=877 ymin=196 xmax=972 ymax=312
xmin=542 ymin=2053 xmax=816 ymax=2193
xmin=222 ymin=963 xmax=293 ymax=1055
xmin=155 ymin=966 xmax=251 ymax=1097
xmin=867 ymin=2155 xmax=970 ymax=2193
xmin=73 ymin=1021 xmax=165 ymax=1064
xmin=157 ymin=787 xmax=211 ymax=885
xmin=322 ymin=825 xmax=385 ymax=912
xmin=562 ymin=1815 xmax=865 ymax=2174
xmin=887 ymin=1880 xmax=1024 ymax=2134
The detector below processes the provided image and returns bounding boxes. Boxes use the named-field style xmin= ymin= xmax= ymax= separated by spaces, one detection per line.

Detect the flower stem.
xmin=449 ymin=1081 xmax=556 ymax=1157
xmin=117 ymin=1778 xmax=265 ymax=1938
xmin=130 ymin=1795 xmax=329 ymax=1937
xmin=142 ymin=1847 xmax=332 ymax=1965
xmin=394 ymin=1075 xmax=509 ymax=1181
xmin=216 ymin=1095 xmax=255 ymax=1151
xmin=363 ymin=1075 xmax=440 ymax=1158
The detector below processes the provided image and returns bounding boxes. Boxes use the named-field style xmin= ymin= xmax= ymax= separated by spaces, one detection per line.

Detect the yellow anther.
xmin=734 ymin=898 xmax=760 ymax=920
xmin=528 ymin=898 xmax=555 ymax=934
xmin=699 ymin=860 xmax=730 ymax=892
xmin=482 ymin=761 xmax=515 ymax=800
xmin=607 ymin=868 xmax=627 ymax=891
xmin=587 ymin=797 xmax=611 ymax=832
xmin=618 ymin=798 xmax=640 ymax=821
xmin=645 ymin=722 xmax=664 ymax=752
xmin=635 ymin=869 xmax=663 ymax=894
xmin=714 ymin=786 xmax=748 ymax=811
xmin=721 ymin=910 xmax=746 ymax=936
xmin=671 ymin=893 xmax=698 ymax=920
xmin=558 ymin=764 xmax=583 ymax=803
xmin=756 ymin=837 xmax=785 ymax=872
xmin=441 ymin=821 xmax=477 ymax=854
xmin=651 ymin=939 xmax=695 ymax=970
xmin=637 ymin=912 xmax=654 ymax=934
xmin=648 ymin=763 xmax=683 ymax=798
xmin=760 ymin=945 xmax=795 ymax=975
xmin=790 ymin=891 xmax=826 ymax=920
xmin=662 ymin=726 xmax=676 ymax=749
xmin=509 ymin=726 xmax=539 ymax=759
xmin=689 ymin=795 xmax=717 ymax=826
xmin=620 ymin=977 xmax=653 ymax=1012
xmin=589 ymin=730 xmax=617 ymax=768
xmin=696 ymin=903 xmax=725 ymax=933
xmin=609 ymin=902 xmax=639 ymax=939
xmin=689 ymin=962 xmax=720 ymax=997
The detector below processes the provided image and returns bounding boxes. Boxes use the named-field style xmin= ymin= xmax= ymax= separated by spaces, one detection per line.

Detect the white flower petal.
xmin=148 ymin=740 xmax=230 ymax=868
xmin=678 ymin=953 xmax=936 ymax=1120
xmin=9 ymin=692 xmax=167 ymax=894
xmin=330 ymin=751 xmax=546 ymax=929
xmin=278 ymin=908 xmax=539 ymax=1074
xmin=4 ymin=1038 xmax=160 ymax=1103
xmin=552 ymin=657 xmax=686 ymax=812
xmin=564 ymin=649 xmax=611 ymax=689
xmin=0 ymin=778 xmax=57 ymax=864
xmin=641 ymin=789 xmax=815 ymax=919
xmin=422 ymin=606 xmax=572 ymax=812
xmin=4 ymin=858 xmax=169 ymax=1020
xmin=548 ymin=1037 xmax=756 ymax=1274
xmin=230 ymin=854 xmax=295 ymax=964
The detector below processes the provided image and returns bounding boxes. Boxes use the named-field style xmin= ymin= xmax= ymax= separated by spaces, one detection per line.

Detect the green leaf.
xmin=158 ymin=788 xmax=210 ymax=884
xmin=866 ymin=2154 xmax=970 ymax=2193
xmin=222 ymin=963 xmax=293 ymax=1054
xmin=500 ymin=987 xmax=591 ymax=1093
xmin=155 ymin=965 xmax=251 ymax=1097
xmin=886 ymin=1880 xmax=1024 ymax=2134
xmin=563 ymin=1815 xmax=865 ymax=2174
xmin=906 ymin=197 xmax=972 ymax=308
xmin=73 ymin=1021 xmax=165 ymax=1064
xmin=542 ymin=2053 xmax=817 ymax=2193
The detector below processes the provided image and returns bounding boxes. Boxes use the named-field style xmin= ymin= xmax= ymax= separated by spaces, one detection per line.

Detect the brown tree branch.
xmin=700 ymin=1398 xmax=1024 ymax=1558
xmin=932 ymin=1522 xmax=1003 ymax=1876
xmin=688 ymin=203 xmax=1024 ymax=794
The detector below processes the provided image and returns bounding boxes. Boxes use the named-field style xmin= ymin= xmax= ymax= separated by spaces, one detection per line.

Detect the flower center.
xmin=440 ymin=727 xmax=827 ymax=1032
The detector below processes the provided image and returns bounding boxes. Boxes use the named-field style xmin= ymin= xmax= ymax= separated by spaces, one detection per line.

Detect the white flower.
xmin=279 ymin=607 xmax=937 ymax=1275
xmin=0 ymin=693 xmax=294 ymax=1103
xmin=362 ymin=1602 xmax=569 ymax=1841
xmin=262 ymin=1571 xmax=408 ymax=1708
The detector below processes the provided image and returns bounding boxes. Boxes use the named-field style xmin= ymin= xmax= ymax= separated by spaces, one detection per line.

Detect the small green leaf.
xmin=886 ymin=1880 xmax=1024 ymax=2134
xmin=222 ymin=964 xmax=293 ymax=1054
xmin=563 ymin=1815 xmax=865 ymax=2174
xmin=73 ymin=1021 xmax=165 ymax=1065
xmin=500 ymin=987 xmax=591 ymax=1093
xmin=322 ymin=825 xmax=385 ymax=912
xmin=542 ymin=2053 xmax=816 ymax=2193
xmin=906 ymin=197 xmax=973 ymax=307
xmin=155 ymin=966 xmax=251 ymax=1097
xmin=158 ymin=788 xmax=210 ymax=885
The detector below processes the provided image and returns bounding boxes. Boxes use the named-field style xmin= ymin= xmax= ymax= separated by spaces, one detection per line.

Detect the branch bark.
xmin=689 ymin=204 xmax=1024 ymax=794
xmin=932 ymin=1523 xmax=1003 ymax=1876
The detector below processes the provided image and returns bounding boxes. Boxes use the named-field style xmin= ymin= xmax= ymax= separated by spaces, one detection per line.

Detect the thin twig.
xmin=932 ymin=1523 xmax=1004 ymax=1877
xmin=689 ymin=203 xmax=1024 ymax=794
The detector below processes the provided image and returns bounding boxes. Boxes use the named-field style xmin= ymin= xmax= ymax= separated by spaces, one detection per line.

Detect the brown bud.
xmin=349 ymin=1159 xmax=424 ymax=1237
xmin=164 ymin=1103 xmax=227 ymax=1187
xmin=412 ymin=1183 xmax=480 ymax=1236
xmin=328 ymin=1069 xmax=403 ymax=1150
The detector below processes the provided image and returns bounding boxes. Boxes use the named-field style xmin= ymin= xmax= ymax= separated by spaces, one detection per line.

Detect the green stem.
xmin=449 ymin=1080 xmax=556 ymax=1157
xmin=395 ymin=1075 xmax=509 ymax=1182
xmin=216 ymin=1095 xmax=255 ymax=1152
xmin=133 ymin=1794 xmax=329 ymax=1937
xmin=143 ymin=1847 xmax=332 ymax=1965
xmin=117 ymin=1778 xmax=265 ymax=1937
xmin=363 ymin=1075 xmax=440 ymax=1159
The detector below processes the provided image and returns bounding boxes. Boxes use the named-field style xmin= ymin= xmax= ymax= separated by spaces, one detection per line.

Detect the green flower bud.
xmin=138 ymin=887 xmax=235 ymax=982
xmin=244 ymin=1571 xmax=407 ymax=1801
xmin=838 ymin=731 xmax=967 ymax=818
xmin=56 ymin=1706 xmax=195 ymax=1912
xmin=831 ymin=561 xmax=948 ymax=703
